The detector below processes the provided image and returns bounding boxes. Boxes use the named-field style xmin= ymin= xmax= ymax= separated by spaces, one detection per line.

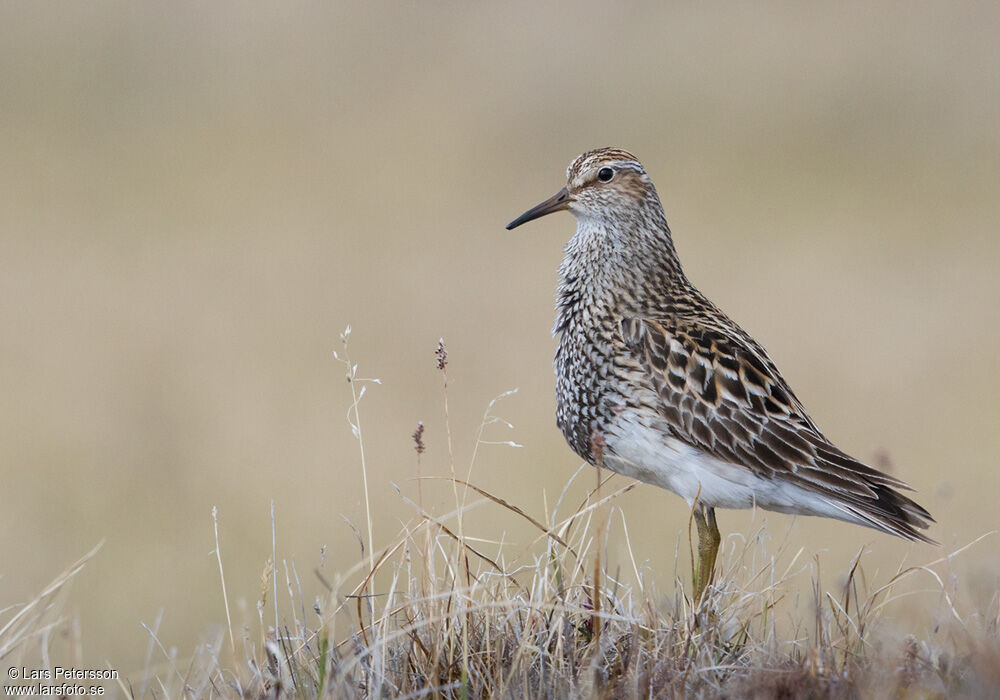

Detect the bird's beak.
xmin=506 ymin=187 xmax=571 ymax=230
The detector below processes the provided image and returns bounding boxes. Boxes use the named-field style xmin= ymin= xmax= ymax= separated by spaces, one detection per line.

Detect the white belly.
xmin=603 ymin=409 xmax=849 ymax=521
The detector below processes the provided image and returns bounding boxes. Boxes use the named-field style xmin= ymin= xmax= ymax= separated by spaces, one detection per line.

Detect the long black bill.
xmin=506 ymin=187 xmax=570 ymax=230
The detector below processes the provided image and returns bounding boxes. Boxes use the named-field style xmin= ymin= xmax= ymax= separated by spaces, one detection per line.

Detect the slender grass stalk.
xmin=212 ymin=506 xmax=237 ymax=664
xmin=337 ymin=326 xmax=376 ymax=574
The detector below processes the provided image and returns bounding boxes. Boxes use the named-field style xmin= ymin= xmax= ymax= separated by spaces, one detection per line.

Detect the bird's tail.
xmin=832 ymin=481 xmax=936 ymax=544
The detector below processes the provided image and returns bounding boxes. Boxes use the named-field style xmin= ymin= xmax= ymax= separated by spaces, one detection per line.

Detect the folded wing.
xmin=620 ymin=314 xmax=934 ymax=543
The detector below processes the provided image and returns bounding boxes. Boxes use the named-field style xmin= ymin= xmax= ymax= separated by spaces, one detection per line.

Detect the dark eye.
xmin=597 ymin=167 xmax=614 ymax=182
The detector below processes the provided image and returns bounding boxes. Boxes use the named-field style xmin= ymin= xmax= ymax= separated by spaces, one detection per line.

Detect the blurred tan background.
xmin=2 ymin=1 xmax=998 ymax=671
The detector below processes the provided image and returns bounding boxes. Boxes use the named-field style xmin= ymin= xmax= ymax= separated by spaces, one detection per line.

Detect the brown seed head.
xmin=435 ymin=338 xmax=448 ymax=371
xmin=412 ymin=421 xmax=425 ymax=455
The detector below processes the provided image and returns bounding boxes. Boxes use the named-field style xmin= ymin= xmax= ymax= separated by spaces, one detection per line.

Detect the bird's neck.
xmin=555 ymin=207 xmax=686 ymax=331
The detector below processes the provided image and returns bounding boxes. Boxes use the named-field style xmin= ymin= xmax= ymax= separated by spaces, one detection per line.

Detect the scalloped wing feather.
xmin=621 ymin=315 xmax=935 ymax=543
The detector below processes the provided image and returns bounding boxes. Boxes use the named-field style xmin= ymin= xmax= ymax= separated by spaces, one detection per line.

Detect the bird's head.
xmin=506 ymin=147 xmax=658 ymax=231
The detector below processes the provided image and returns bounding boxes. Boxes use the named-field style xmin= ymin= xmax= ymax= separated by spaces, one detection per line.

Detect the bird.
xmin=506 ymin=147 xmax=934 ymax=602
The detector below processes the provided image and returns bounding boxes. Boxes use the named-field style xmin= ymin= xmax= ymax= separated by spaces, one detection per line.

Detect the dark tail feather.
xmin=838 ymin=483 xmax=936 ymax=545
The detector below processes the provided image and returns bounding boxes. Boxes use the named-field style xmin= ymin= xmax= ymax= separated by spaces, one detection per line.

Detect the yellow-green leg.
xmin=692 ymin=505 xmax=720 ymax=603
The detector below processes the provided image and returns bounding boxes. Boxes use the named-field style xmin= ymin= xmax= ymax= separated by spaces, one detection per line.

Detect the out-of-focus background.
xmin=2 ymin=1 xmax=998 ymax=671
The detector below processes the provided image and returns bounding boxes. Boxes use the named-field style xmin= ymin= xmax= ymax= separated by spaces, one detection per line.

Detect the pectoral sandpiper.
xmin=507 ymin=147 xmax=934 ymax=602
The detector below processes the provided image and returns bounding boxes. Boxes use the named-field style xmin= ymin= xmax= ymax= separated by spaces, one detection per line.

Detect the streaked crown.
xmin=566 ymin=147 xmax=644 ymax=184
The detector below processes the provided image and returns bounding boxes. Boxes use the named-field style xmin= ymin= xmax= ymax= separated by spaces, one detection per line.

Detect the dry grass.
xmin=4 ymin=340 xmax=999 ymax=699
